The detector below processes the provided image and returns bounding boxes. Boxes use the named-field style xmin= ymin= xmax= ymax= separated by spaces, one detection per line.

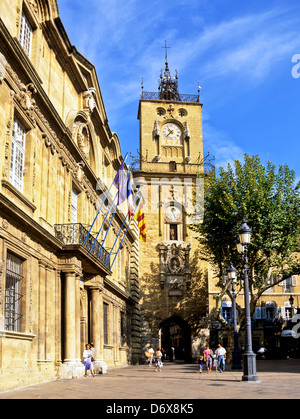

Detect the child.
xmin=211 ymin=353 xmax=218 ymax=372
xmin=155 ymin=347 xmax=163 ymax=372
xmin=198 ymin=356 xmax=204 ymax=373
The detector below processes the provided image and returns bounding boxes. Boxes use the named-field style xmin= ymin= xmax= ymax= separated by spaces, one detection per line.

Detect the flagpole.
xmin=91 ymin=165 xmax=132 ymax=253
xmin=108 ymin=191 xmax=143 ymax=270
xmin=97 ymin=191 xmax=119 ymax=257
xmin=104 ymin=185 xmax=141 ymax=267
xmin=82 ymin=152 xmax=128 ymax=247
xmin=90 ymin=188 xmax=118 ymax=252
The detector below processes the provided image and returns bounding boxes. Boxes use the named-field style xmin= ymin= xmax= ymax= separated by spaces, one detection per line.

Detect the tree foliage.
xmin=192 ymin=154 xmax=300 ymax=325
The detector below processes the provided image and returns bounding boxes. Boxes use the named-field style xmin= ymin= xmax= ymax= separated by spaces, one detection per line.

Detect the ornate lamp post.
xmin=289 ymin=295 xmax=294 ymax=313
xmin=228 ymin=263 xmax=242 ymax=370
xmin=237 ymin=219 xmax=259 ymax=381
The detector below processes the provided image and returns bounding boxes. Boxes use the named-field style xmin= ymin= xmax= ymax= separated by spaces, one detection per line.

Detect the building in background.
xmin=133 ymin=52 xmax=215 ymax=361
xmin=133 ymin=50 xmax=300 ymax=363
xmin=0 ymin=0 xmax=140 ymax=392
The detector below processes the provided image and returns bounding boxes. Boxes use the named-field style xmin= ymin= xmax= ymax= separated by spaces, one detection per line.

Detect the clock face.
xmin=162 ymin=123 xmax=181 ymax=142
xmin=166 ymin=206 xmax=181 ymax=221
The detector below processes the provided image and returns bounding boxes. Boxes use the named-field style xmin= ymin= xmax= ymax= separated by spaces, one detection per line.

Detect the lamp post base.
xmin=242 ymin=352 xmax=259 ymax=381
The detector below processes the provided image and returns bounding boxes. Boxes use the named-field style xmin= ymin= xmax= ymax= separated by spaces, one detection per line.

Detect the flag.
xmin=133 ymin=200 xmax=146 ymax=242
xmin=113 ymin=157 xmax=127 ymax=205
xmin=127 ymin=174 xmax=134 ymax=220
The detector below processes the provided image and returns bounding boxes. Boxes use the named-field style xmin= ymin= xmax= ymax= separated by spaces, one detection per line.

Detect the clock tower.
xmin=134 ymin=49 xmax=214 ymax=361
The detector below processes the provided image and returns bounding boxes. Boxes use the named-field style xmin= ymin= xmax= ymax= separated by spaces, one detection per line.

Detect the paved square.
xmin=0 ymin=359 xmax=300 ymax=399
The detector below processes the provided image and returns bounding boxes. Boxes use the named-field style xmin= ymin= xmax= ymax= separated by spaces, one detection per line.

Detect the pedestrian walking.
xmin=215 ymin=343 xmax=226 ymax=373
xmin=203 ymin=345 xmax=213 ymax=373
xmin=146 ymin=345 xmax=155 ymax=367
xmin=90 ymin=342 xmax=96 ymax=375
xmin=171 ymin=346 xmax=175 ymax=362
xmin=211 ymin=352 xmax=218 ymax=372
xmin=155 ymin=347 xmax=163 ymax=372
xmin=83 ymin=343 xmax=94 ymax=377
xmin=198 ymin=356 xmax=204 ymax=373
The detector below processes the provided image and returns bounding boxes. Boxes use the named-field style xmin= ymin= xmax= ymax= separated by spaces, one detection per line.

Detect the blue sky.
xmin=57 ymin=0 xmax=300 ymax=179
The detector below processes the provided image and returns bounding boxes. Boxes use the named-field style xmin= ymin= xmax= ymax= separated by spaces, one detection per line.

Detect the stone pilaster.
xmin=59 ymin=268 xmax=84 ymax=379
xmin=89 ymin=280 xmax=107 ymax=374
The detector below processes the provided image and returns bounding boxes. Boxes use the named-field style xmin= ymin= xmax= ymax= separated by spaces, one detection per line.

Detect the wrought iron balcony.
xmin=54 ymin=223 xmax=111 ymax=270
xmin=141 ymin=91 xmax=200 ymax=103
xmin=132 ymin=159 xmax=215 ymax=174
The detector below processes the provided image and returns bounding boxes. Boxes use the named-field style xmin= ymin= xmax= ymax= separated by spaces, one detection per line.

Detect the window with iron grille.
xmin=103 ymin=303 xmax=109 ymax=345
xmin=10 ymin=118 xmax=26 ymax=192
xmin=5 ymin=253 xmax=24 ymax=332
xmin=19 ymin=13 xmax=33 ymax=57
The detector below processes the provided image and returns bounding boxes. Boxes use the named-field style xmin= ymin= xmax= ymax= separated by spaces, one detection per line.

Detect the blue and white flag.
xmin=127 ymin=174 xmax=134 ymax=219
xmin=113 ymin=156 xmax=128 ymax=206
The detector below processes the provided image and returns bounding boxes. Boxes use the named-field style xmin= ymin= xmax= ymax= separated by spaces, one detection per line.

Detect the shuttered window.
xmin=71 ymin=188 xmax=78 ymax=224
xmin=5 ymin=253 xmax=24 ymax=332
xmin=19 ymin=13 xmax=33 ymax=57
xmin=10 ymin=118 xmax=26 ymax=192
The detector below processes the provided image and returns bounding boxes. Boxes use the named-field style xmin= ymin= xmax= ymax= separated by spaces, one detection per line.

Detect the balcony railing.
xmin=133 ymin=160 xmax=215 ymax=174
xmin=141 ymin=91 xmax=200 ymax=103
xmin=54 ymin=223 xmax=111 ymax=270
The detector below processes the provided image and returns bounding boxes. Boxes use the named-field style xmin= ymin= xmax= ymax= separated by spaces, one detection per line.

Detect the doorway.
xmin=160 ymin=316 xmax=191 ymax=362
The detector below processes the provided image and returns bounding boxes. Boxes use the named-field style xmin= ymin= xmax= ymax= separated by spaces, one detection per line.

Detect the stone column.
xmin=60 ymin=270 xmax=84 ymax=379
xmin=89 ymin=281 xmax=107 ymax=374
xmin=64 ymin=272 xmax=77 ymax=362
xmin=113 ymin=302 xmax=120 ymax=366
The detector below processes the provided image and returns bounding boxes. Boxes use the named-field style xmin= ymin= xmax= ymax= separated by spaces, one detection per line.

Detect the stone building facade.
xmin=133 ymin=56 xmax=300 ymax=362
xmin=209 ymin=273 xmax=300 ymax=355
xmin=133 ymin=58 xmax=215 ymax=361
xmin=0 ymin=0 xmax=141 ymax=392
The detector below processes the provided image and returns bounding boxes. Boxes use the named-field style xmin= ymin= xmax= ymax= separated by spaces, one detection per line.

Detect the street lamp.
xmin=237 ymin=219 xmax=259 ymax=381
xmin=236 ymin=236 xmax=244 ymax=254
xmin=289 ymin=295 xmax=296 ymax=319
xmin=228 ymin=263 xmax=242 ymax=370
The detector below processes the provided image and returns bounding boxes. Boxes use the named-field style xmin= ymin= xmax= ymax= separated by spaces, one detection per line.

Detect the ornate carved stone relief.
xmin=158 ymin=242 xmax=191 ymax=289
xmin=14 ymin=83 xmax=37 ymax=124
xmin=83 ymin=88 xmax=97 ymax=114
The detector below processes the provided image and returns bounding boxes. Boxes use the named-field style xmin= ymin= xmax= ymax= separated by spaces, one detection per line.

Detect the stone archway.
xmin=159 ymin=316 xmax=192 ymax=362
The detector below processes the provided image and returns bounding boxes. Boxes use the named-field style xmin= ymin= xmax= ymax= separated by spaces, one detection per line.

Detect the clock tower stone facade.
xmin=133 ymin=55 xmax=214 ymax=361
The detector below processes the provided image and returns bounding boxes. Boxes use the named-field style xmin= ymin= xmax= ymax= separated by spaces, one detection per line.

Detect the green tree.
xmin=192 ymin=154 xmax=300 ymax=329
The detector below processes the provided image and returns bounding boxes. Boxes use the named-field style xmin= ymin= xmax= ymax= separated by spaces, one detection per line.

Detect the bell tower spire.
xmin=158 ymin=41 xmax=180 ymax=101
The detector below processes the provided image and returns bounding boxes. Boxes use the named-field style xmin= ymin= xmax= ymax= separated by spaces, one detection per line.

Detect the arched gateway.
xmin=160 ymin=316 xmax=192 ymax=362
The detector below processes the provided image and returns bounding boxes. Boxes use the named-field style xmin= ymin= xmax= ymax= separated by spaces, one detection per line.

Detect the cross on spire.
xmin=162 ymin=40 xmax=171 ymax=63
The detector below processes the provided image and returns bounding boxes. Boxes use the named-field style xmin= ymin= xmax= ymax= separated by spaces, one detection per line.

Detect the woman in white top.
xmin=155 ymin=347 xmax=163 ymax=372
xmin=83 ymin=343 xmax=94 ymax=377
xmin=148 ymin=345 xmax=155 ymax=367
